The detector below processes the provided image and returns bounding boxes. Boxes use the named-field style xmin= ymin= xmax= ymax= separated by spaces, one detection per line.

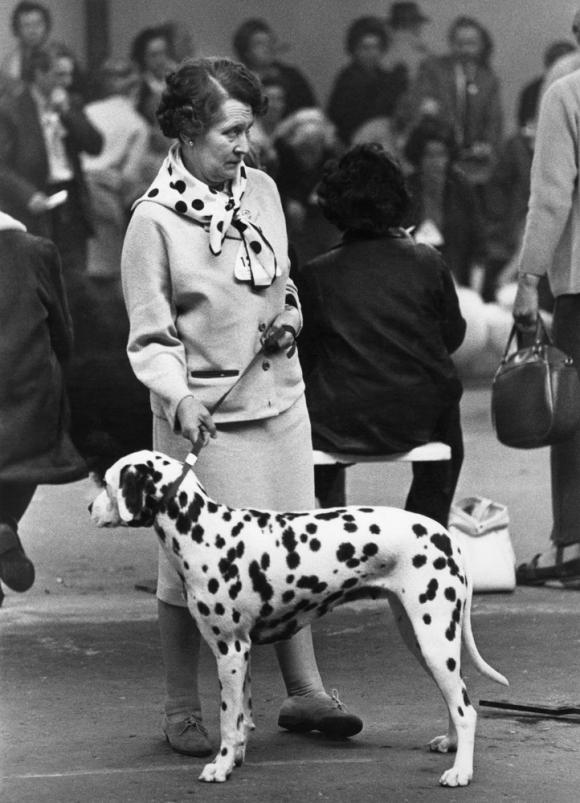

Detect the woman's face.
xmin=421 ymin=140 xmax=450 ymax=177
xmin=245 ymin=31 xmax=275 ymax=70
xmin=144 ymin=36 xmax=171 ymax=79
xmin=352 ymin=34 xmax=384 ymax=70
xmin=185 ymin=98 xmax=254 ymax=186
xmin=263 ymin=84 xmax=286 ymax=125
xmin=451 ymin=25 xmax=483 ymax=61
xmin=450 ymin=25 xmax=484 ymax=63
xmin=16 ymin=10 xmax=48 ymax=48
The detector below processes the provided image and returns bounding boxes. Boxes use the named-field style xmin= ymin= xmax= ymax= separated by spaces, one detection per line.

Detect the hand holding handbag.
xmin=448 ymin=496 xmax=515 ymax=593
xmin=491 ymin=315 xmax=580 ymax=449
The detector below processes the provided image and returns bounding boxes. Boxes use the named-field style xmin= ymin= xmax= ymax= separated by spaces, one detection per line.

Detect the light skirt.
xmin=154 ymin=395 xmax=314 ymax=606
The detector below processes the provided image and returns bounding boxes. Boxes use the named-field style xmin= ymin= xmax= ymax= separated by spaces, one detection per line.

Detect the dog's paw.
xmin=439 ymin=767 xmax=472 ymax=787
xmin=198 ymin=760 xmax=230 ymax=783
xmin=429 ymin=734 xmax=457 ymax=754
xmin=234 ymin=741 xmax=246 ymax=767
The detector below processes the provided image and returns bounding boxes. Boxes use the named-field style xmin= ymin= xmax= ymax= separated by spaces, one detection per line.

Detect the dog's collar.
xmin=162 ymin=451 xmax=198 ymax=506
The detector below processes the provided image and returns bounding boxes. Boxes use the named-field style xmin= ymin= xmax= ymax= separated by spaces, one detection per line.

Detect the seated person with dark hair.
xmin=403 ymin=116 xmax=488 ymax=290
xmin=232 ymin=17 xmax=316 ymax=116
xmin=297 ymin=144 xmax=466 ymax=525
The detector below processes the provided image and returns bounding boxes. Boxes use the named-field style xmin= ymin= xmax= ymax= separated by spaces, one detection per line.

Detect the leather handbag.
xmin=448 ymin=496 xmax=515 ymax=593
xmin=491 ymin=315 xmax=580 ymax=449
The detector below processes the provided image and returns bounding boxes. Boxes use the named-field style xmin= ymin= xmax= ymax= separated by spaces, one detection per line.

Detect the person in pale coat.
xmin=513 ymin=69 xmax=580 ymax=586
xmin=122 ymin=57 xmax=362 ymax=757
xmin=83 ymin=58 xmax=149 ymax=281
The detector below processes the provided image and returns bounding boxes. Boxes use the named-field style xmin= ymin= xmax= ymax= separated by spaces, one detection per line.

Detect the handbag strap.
xmin=502 ymin=314 xmax=551 ymax=363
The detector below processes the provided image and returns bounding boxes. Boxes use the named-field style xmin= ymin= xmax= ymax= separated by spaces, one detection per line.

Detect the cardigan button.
xmin=262 ymin=360 xmax=271 ymax=371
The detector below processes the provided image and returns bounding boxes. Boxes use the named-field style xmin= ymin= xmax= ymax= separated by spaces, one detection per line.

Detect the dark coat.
xmin=298 ymin=233 xmax=465 ymax=454
xmin=0 ymin=87 xmax=102 ymax=238
xmin=405 ymin=167 xmax=488 ymax=286
xmin=409 ymin=54 xmax=503 ymax=152
xmin=327 ymin=61 xmax=407 ymax=145
xmin=0 ymin=226 xmax=87 ymax=483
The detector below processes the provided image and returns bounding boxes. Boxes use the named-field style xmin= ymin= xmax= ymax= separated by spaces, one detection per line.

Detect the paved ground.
xmin=1 ymin=386 xmax=579 ymax=802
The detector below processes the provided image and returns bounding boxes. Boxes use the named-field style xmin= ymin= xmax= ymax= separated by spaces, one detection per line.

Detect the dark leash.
xmin=480 ymin=699 xmax=580 ymax=719
xmin=160 ymin=346 xmax=270 ymax=505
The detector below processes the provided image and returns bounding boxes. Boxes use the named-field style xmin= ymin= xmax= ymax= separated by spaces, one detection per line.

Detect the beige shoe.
xmin=162 ymin=714 xmax=213 ymax=756
xmin=278 ymin=689 xmax=363 ymax=739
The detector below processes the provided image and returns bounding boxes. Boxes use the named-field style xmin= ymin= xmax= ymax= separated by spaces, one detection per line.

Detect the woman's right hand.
xmin=176 ymin=396 xmax=217 ymax=451
xmin=513 ymin=273 xmax=540 ymax=328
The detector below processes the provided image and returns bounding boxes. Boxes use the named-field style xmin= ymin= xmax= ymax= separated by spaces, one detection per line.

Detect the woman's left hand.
xmin=261 ymin=308 xmax=300 ymax=355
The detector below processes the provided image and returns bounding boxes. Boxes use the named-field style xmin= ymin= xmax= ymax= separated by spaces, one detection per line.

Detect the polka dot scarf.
xmin=135 ymin=143 xmax=280 ymax=288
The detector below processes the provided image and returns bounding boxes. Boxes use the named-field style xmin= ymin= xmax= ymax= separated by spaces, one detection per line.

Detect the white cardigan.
xmin=121 ymin=165 xmax=304 ymax=428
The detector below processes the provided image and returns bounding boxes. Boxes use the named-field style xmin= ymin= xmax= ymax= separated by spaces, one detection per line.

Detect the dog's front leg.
xmin=199 ymin=646 xmax=250 ymax=783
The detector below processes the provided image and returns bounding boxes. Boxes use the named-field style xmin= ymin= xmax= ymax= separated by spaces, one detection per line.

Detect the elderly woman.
xmin=121 ymin=57 xmax=361 ymax=757
xmin=298 ymin=144 xmax=466 ymax=522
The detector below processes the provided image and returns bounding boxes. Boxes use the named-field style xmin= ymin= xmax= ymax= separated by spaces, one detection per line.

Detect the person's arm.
xmin=60 ymin=94 xmax=103 ymax=156
xmin=430 ymin=249 xmax=466 ymax=354
xmin=514 ymin=81 xmax=578 ymax=323
xmin=0 ymin=105 xmax=39 ymax=210
xmin=121 ymin=209 xmax=201 ymax=429
xmin=37 ymin=238 xmax=75 ymax=365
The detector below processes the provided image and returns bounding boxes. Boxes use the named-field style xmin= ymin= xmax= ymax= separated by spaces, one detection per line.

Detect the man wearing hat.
xmin=383 ymin=2 xmax=431 ymax=84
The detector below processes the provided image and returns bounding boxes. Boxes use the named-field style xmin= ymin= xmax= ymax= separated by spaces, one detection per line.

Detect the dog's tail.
xmin=462 ymin=575 xmax=509 ymax=687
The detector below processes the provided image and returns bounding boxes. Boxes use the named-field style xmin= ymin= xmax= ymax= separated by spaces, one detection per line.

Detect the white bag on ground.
xmin=448 ymin=496 xmax=516 ymax=593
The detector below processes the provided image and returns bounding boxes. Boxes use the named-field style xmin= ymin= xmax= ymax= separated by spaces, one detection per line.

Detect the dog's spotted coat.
xmin=91 ymin=450 xmax=508 ymax=787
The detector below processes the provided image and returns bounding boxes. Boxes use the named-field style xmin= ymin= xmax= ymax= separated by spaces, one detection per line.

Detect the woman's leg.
xmin=550 ymin=295 xmax=580 ymax=551
xmin=314 ymin=464 xmax=347 ymax=508
xmin=0 ymin=482 xmax=37 ymax=594
xmin=158 ymin=599 xmax=202 ymax=717
xmin=405 ymin=403 xmax=464 ymax=528
xmin=274 ymin=627 xmax=324 ymax=695
xmin=156 ymin=575 xmax=211 ymax=755
xmin=153 ymin=418 xmax=211 ymax=755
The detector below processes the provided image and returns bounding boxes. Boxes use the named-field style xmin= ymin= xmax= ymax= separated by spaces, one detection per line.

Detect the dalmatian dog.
xmin=90 ymin=449 xmax=508 ymax=787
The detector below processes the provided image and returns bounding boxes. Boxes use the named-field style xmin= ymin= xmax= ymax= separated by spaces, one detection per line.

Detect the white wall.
xmin=2 ymin=0 xmax=580 ymax=132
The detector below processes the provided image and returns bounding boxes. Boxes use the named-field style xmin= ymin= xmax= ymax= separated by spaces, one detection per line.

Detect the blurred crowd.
xmin=0 ymin=0 xmax=577 ymax=470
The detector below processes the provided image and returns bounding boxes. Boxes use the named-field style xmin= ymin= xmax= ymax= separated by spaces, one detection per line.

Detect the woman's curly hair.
xmin=448 ymin=15 xmax=494 ymax=65
xmin=317 ymin=143 xmax=410 ymax=234
xmin=156 ymin=57 xmax=267 ymax=140
xmin=403 ymin=117 xmax=458 ymax=168
xmin=345 ymin=16 xmax=389 ymax=56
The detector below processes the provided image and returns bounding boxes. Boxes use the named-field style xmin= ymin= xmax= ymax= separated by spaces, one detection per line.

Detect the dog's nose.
xmin=88 ymin=502 xmax=93 ymax=514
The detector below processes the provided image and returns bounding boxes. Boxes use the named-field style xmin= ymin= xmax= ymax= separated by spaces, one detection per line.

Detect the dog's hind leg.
xmin=388 ymin=593 xmax=476 ymax=787
xmin=198 ymin=642 xmax=250 ymax=783
xmin=242 ymin=652 xmax=256 ymax=734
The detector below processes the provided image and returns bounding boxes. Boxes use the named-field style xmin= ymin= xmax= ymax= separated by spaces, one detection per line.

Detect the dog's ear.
xmin=117 ymin=463 xmax=156 ymax=525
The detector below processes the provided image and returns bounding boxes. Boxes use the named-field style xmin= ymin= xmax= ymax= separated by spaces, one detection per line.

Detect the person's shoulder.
xmin=274 ymin=60 xmax=308 ymax=80
xmin=245 ymin=165 xmax=279 ymax=195
xmin=421 ymin=53 xmax=451 ymax=72
xmin=129 ymin=199 xmax=179 ymax=230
